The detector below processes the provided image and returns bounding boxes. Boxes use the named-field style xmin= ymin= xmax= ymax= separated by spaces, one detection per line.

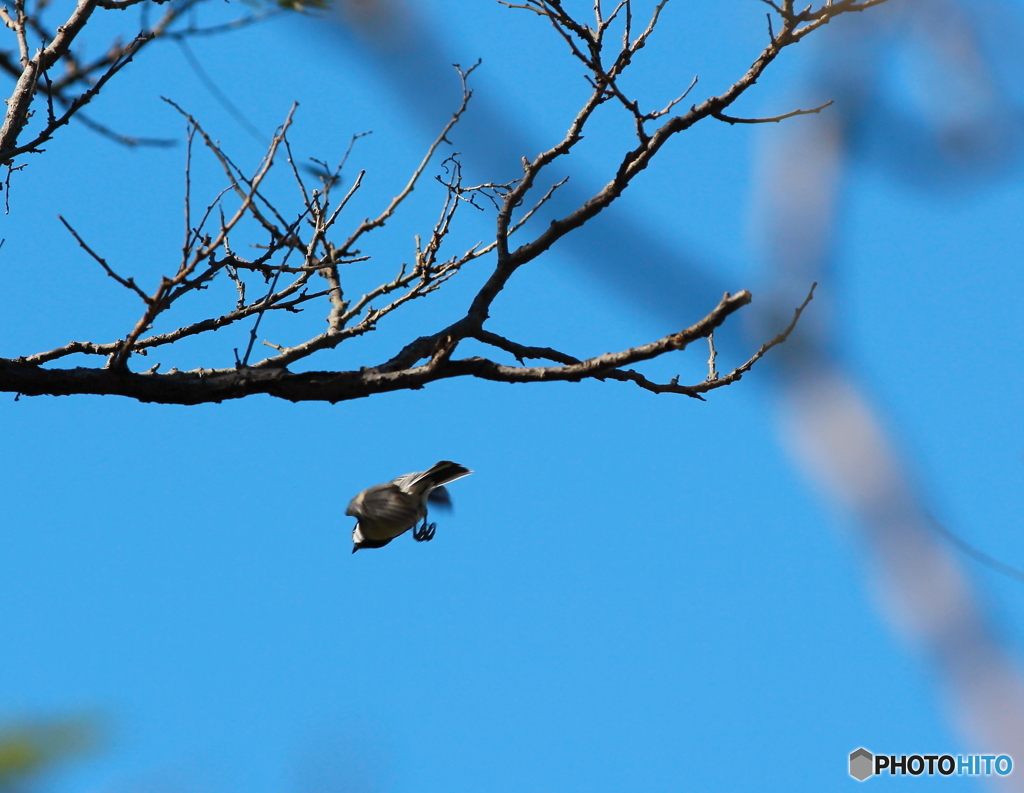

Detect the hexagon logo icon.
xmin=850 ymin=748 xmax=874 ymax=781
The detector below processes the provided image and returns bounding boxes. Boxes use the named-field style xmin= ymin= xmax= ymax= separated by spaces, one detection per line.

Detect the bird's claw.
xmin=413 ymin=518 xmax=436 ymax=542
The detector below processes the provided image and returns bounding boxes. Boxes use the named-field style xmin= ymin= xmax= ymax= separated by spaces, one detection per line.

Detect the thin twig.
xmin=58 ymin=215 xmax=151 ymax=303
xmin=712 ymin=99 xmax=833 ymax=125
xmin=689 ymin=282 xmax=816 ymax=393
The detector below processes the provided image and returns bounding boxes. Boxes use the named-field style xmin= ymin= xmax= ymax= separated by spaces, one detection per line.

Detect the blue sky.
xmin=2 ymin=1 xmax=1023 ymax=791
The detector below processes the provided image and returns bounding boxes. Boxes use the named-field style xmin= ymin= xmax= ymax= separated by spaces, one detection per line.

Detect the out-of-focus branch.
xmin=755 ymin=0 xmax=1024 ymax=772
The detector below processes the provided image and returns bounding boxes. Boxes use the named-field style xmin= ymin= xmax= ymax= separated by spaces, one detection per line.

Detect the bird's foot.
xmin=413 ymin=519 xmax=436 ymax=542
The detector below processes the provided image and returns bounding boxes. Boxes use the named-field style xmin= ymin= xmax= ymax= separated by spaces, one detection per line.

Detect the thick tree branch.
xmin=0 ymin=288 xmax=772 ymax=404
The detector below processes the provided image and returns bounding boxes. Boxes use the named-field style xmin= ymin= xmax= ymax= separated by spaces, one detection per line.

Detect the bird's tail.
xmin=408 ymin=461 xmax=472 ymax=493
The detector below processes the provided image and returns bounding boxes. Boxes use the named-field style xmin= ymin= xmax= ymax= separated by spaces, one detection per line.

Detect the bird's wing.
xmin=347 ymin=484 xmax=420 ymax=525
xmin=426 ymin=485 xmax=453 ymax=510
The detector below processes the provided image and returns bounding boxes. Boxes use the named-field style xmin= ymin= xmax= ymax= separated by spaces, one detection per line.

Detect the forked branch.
xmin=1 ymin=1 xmax=891 ymax=404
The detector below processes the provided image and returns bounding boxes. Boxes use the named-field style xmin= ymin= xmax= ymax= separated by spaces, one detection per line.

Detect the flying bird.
xmin=347 ymin=461 xmax=472 ymax=553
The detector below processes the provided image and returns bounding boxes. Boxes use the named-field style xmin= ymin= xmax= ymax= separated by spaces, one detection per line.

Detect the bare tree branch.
xmin=2 ymin=287 xmax=815 ymax=404
xmin=0 ymin=1 xmax=892 ymax=405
